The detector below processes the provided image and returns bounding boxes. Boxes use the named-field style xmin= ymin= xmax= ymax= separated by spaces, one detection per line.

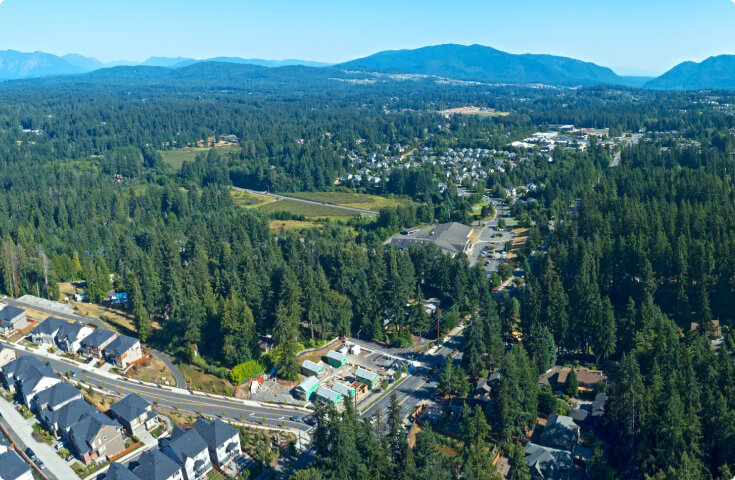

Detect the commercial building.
xmin=389 ymin=222 xmax=475 ymax=258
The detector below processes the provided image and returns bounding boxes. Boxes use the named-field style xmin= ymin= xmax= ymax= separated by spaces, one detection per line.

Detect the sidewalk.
xmin=0 ymin=397 xmax=78 ymax=479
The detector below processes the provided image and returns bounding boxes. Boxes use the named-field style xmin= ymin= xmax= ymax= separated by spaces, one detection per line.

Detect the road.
xmin=358 ymin=328 xmax=465 ymax=422
xmin=2 ymin=343 xmax=312 ymax=435
xmin=232 ymin=187 xmax=379 ymax=216
xmin=4 ymin=297 xmax=187 ymax=389
xmin=610 ymin=133 xmax=643 ymax=167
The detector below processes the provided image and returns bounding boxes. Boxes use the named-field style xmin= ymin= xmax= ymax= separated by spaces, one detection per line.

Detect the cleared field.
xmin=257 ymin=199 xmax=356 ymax=217
xmin=230 ymin=188 xmax=274 ymax=208
xmin=160 ymin=146 xmax=238 ymax=170
xmin=269 ymin=219 xmax=319 ymax=231
xmin=439 ymin=106 xmax=509 ymax=117
xmin=286 ymin=191 xmax=415 ymax=211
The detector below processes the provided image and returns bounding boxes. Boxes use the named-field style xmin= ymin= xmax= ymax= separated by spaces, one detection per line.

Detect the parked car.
xmin=37 ymin=460 xmax=45 ymax=470
xmin=54 ymin=441 xmax=64 ymax=451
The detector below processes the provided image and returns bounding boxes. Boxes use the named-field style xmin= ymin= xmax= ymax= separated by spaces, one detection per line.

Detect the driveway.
xmin=0 ymin=397 xmax=78 ymax=479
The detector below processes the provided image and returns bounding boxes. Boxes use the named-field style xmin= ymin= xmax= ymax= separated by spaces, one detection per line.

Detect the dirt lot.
xmin=129 ymin=355 xmax=174 ymax=386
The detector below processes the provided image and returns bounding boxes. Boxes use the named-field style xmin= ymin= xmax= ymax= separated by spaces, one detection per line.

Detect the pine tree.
xmin=566 ymin=367 xmax=578 ymax=397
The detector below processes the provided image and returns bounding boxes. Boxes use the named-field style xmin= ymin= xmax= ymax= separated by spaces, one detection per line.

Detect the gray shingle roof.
xmin=133 ymin=449 xmax=182 ymax=480
xmin=539 ymin=414 xmax=579 ymax=451
xmin=81 ymin=328 xmax=117 ymax=349
xmin=33 ymin=381 xmax=82 ymax=410
xmin=0 ymin=305 xmax=24 ymax=321
xmin=0 ymin=450 xmax=32 ymax=480
xmin=41 ymin=398 xmax=97 ymax=432
xmin=193 ymin=418 xmax=238 ymax=449
xmin=525 ymin=443 xmax=572 ymax=480
xmin=105 ymin=462 xmax=142 ymax=480
xmin=56 ymin=321 xmax=89 ymax=342
xmin=163 ymin=427 xmax=208 ymax=462
xmin=103 ymin=335 xmax=139 ymax=356
xmin=31 ymin=316 xmax=66 ymax=336
xmin=110 ymin=393 xmax=150 ymax=423
xmin=69 ymin=412 xmax=122 ymax=456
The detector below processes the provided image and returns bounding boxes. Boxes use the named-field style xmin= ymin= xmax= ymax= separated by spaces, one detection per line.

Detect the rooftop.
xmin=297 ymin=376 xmax=319 ymax=392
xmin=326 ymin=350 xmax=347 ymax=363
xmin=355 ymin=367 xmax=378 ymax=381
xmin=316 ymin=386 xmax=342 ymax=404
xmin=81 ymin=328 xmax=117 ymax=348
xmin=164 ymin=427 xmax=208 ymax=461
xmin=105 ymin=462 xmax=142 ymax=480
xmin=133 ymin=449 xmax=182 ymax=480
xmin=33 ymin=381 xmax=82 ymax=410
xmin=110 ymin=393 xmax=151 ymax=423
xmin=330 ymin=382 xmax=355 ymax=398
xmin=0 ymin=450 xmax=32 ymax=480
xmin=301 ymin=360 xmax=323 ymax=373
xmin=193 ymin=418 xmax=238 ymax=449
xmin=0 ymin=305 xmax=24 ymax=321
xmin=390 ymin=222 xmax=474 ymax=257
xmin=31 ymin=316 xmax=66 ymax=336
xmin=103 ymin=335 xmax=139 ymax=355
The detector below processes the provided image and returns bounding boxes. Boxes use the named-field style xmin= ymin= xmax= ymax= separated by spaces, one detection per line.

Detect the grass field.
xmin=257 ymin=199 xmax=356 ymax=217
xmin=159 ymin=146 xmax=238 ymax=170
xmin=269 ymin=219 xmax=319 ymax=231
xmin=285 ymin=191 xmax=415 ymax=211
xmin=230 ymin=189 xmax=274 ymax=208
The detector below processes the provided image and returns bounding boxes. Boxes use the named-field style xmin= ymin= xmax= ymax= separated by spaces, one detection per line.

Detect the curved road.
xmin=5 ymin=298 xmax=187 ymax=388
xmin=232 ymin=187 xmax=379 ymax=216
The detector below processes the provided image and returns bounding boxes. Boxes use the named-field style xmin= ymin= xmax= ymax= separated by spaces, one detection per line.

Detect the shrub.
xmin=230 ymin=360 xmax=266 ymax=385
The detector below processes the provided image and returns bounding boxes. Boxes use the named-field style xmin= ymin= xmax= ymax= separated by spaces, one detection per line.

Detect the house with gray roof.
xmin=30 ymin=316 xmax=66 ymax=346
xmin=539 ymin=414 xmax=580 ymax=452
xmin=55 ymin=321 xmax=93 ymax=353
xmin=0 ymin=450 xmax=33 ymax=480
xmin=0 ymin=305 xmax=29 ymax=337
xmin=68 ymin=412 xmax=125 ymax=464
xmin=315 ymin=386 xmax=343 ymax=407
xmin=103 ymin=335 xmax=142 ymax=368
xmin=41 ymin=398 xmax=98 ymax=436
xmin=525 ymin=442 xmax=572 ymax=480
xmin=110 ymin=393 xmax=158 ymax=433
xmin=81 ymin=329 xmax=117 ymax=358
xmin=133 ymin=449 xmax=184 ymax=480
xmin=162 ymin=427 xmax=212 ymax=480
xmin=1 ymin=355 xmax=60 ymax=407
xmin=105 ymin=462 xmax=142 ymax=480
xmin=193 ymin=418 xmax=241 ymax=468
xmin=32 ymin=381 xmax=82 ymax=412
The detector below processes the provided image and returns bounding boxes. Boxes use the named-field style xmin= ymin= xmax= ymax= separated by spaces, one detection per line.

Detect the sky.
xmin=0 ymin=0 xmax=734 ymax=76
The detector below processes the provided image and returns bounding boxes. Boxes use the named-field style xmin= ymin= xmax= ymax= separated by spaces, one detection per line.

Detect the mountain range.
xmin=1 ymin=45 xmax=734 ymax=90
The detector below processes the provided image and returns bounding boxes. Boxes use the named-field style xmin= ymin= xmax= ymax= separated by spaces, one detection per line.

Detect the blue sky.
xmin=0 ymin=0 xmax=734 ymax=75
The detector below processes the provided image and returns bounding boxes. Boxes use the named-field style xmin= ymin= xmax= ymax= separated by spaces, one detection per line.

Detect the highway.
xmin=2 ymin=343 xmax=312 ymax=434
xmin=232 ymin=187 xmax=379 ymax=216
xmin=610 ymin=133 xmax=643 ymax=167
xmin=3 ymin=297 xmax=187 ymax=389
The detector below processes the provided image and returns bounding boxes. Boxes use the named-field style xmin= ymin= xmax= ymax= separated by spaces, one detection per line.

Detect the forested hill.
xmin=339 ymin=43 xmax=628 ymax=86
xmin=645 ymin=55 xmax=735 ymax=90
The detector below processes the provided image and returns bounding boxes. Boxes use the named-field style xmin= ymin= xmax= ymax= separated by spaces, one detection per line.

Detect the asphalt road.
xmin=2 ymin=343 xmax=312 ymax=434
xmin=232 ymin=187 xmax=379 ymax=216
xmin=4 ymin=298 xmax=187 ymax=389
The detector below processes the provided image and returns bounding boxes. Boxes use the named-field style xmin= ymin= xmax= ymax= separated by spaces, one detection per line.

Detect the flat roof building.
xmin=389 ymin=222 xmax=474 ymax=258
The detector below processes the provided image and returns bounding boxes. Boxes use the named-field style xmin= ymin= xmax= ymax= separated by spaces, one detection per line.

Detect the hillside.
xmin=338 ymin=43 xmax=627 ymax=86
xmin=645 ymin=55 xmax=735 ymax=90
xmin=0 ymin=50 xmax=85 ymax=79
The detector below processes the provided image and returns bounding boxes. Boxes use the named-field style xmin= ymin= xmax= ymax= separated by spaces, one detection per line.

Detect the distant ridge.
xmin=645 ymin=55 xmax=735 ymax=90
xmin=0 ymin=50 xmax=84 ymax=79
xmin=338 ymin=44 xmax=627 ymax=86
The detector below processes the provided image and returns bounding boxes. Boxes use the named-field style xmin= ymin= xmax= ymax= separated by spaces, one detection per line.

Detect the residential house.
xmin=110 ymin=393 xmax=158 ymax=434
xmin=40 ymin=398 xmax=98 ymax=436
xmin=133 ymin=449 xmax=184 ymax=480
xmin=103 ymin=335 xmax=142 ymax=368
xmin=30 ymin=317 xmax=66 ymax=346
xmin=355 ymin=367 xmax=378 ymax=390
xmin=330 ymin=382 xmax=356 ymax=400
xmin=1 ymin=355 xmax=60 ymax=407
xmin=0 ymin=305 xmax=29 ymax=336
xmin=55 ymin=321 xmax=93 ymax=353
xmin=80 ymin=329 xmax=117 ymax=358
xmin=105 ymin=462 xmax=142 ymax=480
xmin=0 ymin=450 xmax=34 ymax=480
xmin=539 ymin=414 xmax=580 ymax=452
xmin=301 ymin=360 xmax=324 ymax=378
xmin=68 ymin=412 xmax=125 ymax=464
xmin=539 ymin=366 xmax=607 ymax=392
xmin=0 ymin=347 xmax=16 ymax=367
xmin=162 ymin=427 xmax=212 ymax=480
xmin=525 ymin=443 xmax=572 ymax=480
xmin=192 ymin=418 xmax=241 ymax=468
xmin=32 ymin=381 xmax=82 ymax=412
xmin=325 ymin=350 xmax=347 ymax=368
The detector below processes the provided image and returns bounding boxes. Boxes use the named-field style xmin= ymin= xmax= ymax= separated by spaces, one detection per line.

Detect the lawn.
xmin=160 ymin=146 xmax=238 ymax=170
xmin=257 ymin=199 xmax=356 ymax=218
xmin=230 ymin=189 xmax=274 ymax=208
xmin=268 ymin=220 xmax=320 ymax=232
xmin=285 ymin=191 xmax=415 ymax=211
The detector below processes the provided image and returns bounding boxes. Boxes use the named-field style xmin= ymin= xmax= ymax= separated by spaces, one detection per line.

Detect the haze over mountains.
xmin=1 ymin=44 xmax=734 ymax=91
